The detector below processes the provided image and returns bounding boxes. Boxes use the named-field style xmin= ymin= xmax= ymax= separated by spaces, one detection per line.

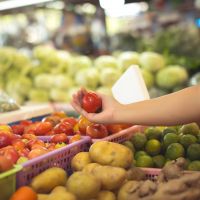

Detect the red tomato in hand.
xmin=82 ymin=92 xmax=102 ymax=113
xmin=53 ymin=122 xmax=73 ymax=135
xmin=50 ymin=133 xmax=68 ymax=143
xmin=86 ymin=124 xmax=108 ymax=139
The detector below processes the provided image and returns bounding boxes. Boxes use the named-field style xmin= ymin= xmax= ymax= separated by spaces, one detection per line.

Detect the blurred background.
xmin=0 ymin=0 xmax=200 ymax=106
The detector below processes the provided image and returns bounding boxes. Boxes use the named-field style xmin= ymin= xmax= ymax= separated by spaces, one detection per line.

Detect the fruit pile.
xmin=10 ymin=142 xmax=200 ymax=200
xmin=124 ymin=122 xmax=200 ymax=171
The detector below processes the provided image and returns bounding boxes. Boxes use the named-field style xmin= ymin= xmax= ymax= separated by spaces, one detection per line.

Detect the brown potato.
xmin=30 ymin=167 xmax=67 ymax=193
xmin=51 ymin=186 xmax=67 ymax=193
xmin=37 ymin=194 xmax=49 ymax=200
xmin=66 ymin=171 xmax=101 ymax=200
xmin=89 ymin=141 xmax=133 ymax=169
xmin=97 ymin=190 xmax=116 ymax=200
xmin=71 ymin=152 xmax=92 ymax=171
xmin=48 ymin=191 xmax=77 ymax=200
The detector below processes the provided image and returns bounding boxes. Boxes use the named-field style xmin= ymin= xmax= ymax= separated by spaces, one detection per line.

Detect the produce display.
xmin=10 ymin=142 xmax=200 ymax=200
xmin=0 ymin=46 xmax=196 ymax=105
xmin=123 ymin=123 xmax=200 ymax=171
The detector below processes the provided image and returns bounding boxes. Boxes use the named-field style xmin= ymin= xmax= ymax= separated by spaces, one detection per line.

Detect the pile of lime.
xmin=123 ymin=123 xmax=200 ymax=171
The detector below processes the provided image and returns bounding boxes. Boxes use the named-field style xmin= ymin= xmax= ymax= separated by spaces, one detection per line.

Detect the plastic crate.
xmin=16 ymin=136 xmax=91 ymax=188
xmin=0 ymin=165 xmax=22 ymax=200
xmin=141 ymin=168 xmax=161 ymax=181
xmin=92 ymin=125 xmax=146 ymax=143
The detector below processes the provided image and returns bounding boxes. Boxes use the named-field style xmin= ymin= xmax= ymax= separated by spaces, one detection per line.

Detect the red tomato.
xmin=69 ymin=134 xmax=81 ymax=144
xmin=53 ymin=122 xmax=74 ymax=135
xmin=82 ymin=92 xmax=102 ymax=113
xmin=12 ymin=140 xmax=26 ymax=151
xmin=28 ymin=147 xmax=48 ymax=159
xmin=26 ymin=140 xmax=45 ymax=150
xmin=61 ymin=117 xmax=77 ymax=127
xmin=0 ymin=133 xmax=12 ymax=148
xmin=11 ymin=124 xmax=25 ymax=135
xmin=22 ymin=134 xmax=37 ymax=140
xmin=18 ymin=148 xmax=30 ymax=157
xmin=106 ymin=124 xmax=123 ymax=135
xmin=77 ymin=116 xmax=93 ymax=135
xmin=50 ymin=133 xmax=68 ymax=143
xmin=24 ymin=124 xmax=37 ymax=135
xmin=46 ymin=143 xmax=56 ymax=151
xmin=0 ymin=146 xmax=19 ymax=164
xmin=86 ymin=124 xmax=108 ymax=139
xmin=20 ymin=120 xmax=32 ymax=126
xmin=34 ymin=122 xmax=53 ymax=136
xmin=0 ymin=155 xmax=13 ymax=172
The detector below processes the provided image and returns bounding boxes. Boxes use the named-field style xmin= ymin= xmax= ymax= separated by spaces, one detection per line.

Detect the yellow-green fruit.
xmin=180 ymin=123 xmax=199 ymax=136
xmin=165 ymin=143 xmax=185 ymax=160
xmin=136 ymin=155 xmax=154 ymax=168
xmin=71 ymin=152 xmax=92 ymax=171
xmin=30 ymin=167 xmax=67 ymax=193
xmin=66 ymin=171 xmax=101 ymax=200
xmin=97 ymin=190 xmax=116 ymax=200
xmin=131 ymin=133 xmax=147 ymax=150
xmin=145 ymin=139 xmax=161 ymax=156
xmin=48 ymin=191 xmax=77 ymax=200
xmin=89 ymin=141 xmax=133 ymax=169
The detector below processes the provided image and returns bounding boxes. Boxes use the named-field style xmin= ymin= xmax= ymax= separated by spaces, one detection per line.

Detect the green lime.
xmin=131 ymin=133 xmax=147 ymax=150
xmin=134 ymin=151 xmax=148 ymax=160
xmin=196 ymin=134 xmax=200 ymax=143
xmin=153 ymin=155 xmax=166 ymax=168
xmin=162 ymin=127 xmax=177 ymax=137
xmin=163 ymin=133 xmax=179 ymax=148
xmin=144 ymin=127 xmax=162 ymax=140
xmin=136 ymin=155 xmax=154 ymax=168
xmin=188 ymin=161 xmax=200 ymax=171
xmin=187 ymin=144 xmax=200 ymax=161
xmin=122 ymin=141 xmax=135 ymax=153
xmin=145 ymin=139 xmax=161 ymax=156
xmin=179 ymin=134 xmax=197 ymax=149
xmin=180 ymin=123 xmax=199 ymax=136
xmin=165 ymin=143 xmax=185 ymax=160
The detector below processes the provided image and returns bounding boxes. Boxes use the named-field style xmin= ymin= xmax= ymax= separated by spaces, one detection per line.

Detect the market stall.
xmin=0 ymin=0 xmax=200 ymax=200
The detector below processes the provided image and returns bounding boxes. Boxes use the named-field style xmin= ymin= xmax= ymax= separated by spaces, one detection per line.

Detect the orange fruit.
xmin=9 ymin=186 xmax=37 ymax=200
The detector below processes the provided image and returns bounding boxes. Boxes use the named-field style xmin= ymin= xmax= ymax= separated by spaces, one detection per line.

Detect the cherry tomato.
xmin=50 ymin=133 xmax=68 ymax=143
xmin=53 ymin=122 xmax=73 ymax=135
xmin=86 ymin=124 xmax=108 ymax=139
xmin=82 ymin=92 xmax=102 ymax=113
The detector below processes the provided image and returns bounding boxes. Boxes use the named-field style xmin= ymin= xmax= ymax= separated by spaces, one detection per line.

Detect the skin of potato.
xmin=71 ymin=152 xmax=92 ymax=171
xmin=89 ymin=141 xmax=133 ymax=169
xmin=30 ymin=167 xmax=67 ymax=193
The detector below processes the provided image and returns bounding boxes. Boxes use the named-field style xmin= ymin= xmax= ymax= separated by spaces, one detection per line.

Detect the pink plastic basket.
xmin=92 ymin=125 xmax=146 ymax=143
xmin=16 ymin=136 xmax=91 ymax=188
xmin=141 ymin=168 xmax=161 ymax=181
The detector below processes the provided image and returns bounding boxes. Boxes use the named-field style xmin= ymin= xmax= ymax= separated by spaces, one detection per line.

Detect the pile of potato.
xmin=30 ymin=141 xmax=200 ymax=200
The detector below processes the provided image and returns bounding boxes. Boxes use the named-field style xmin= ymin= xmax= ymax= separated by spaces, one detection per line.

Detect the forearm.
xmin=115 ymin=85 xmax=200 ymax=126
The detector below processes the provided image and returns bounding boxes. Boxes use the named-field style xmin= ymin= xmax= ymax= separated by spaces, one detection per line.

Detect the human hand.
xmin=71 ymin=88 xmax=122 ymax=124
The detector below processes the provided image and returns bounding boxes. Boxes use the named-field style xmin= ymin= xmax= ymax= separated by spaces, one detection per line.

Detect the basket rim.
xmin=0 ymin=165 xmax=22 ymax=179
